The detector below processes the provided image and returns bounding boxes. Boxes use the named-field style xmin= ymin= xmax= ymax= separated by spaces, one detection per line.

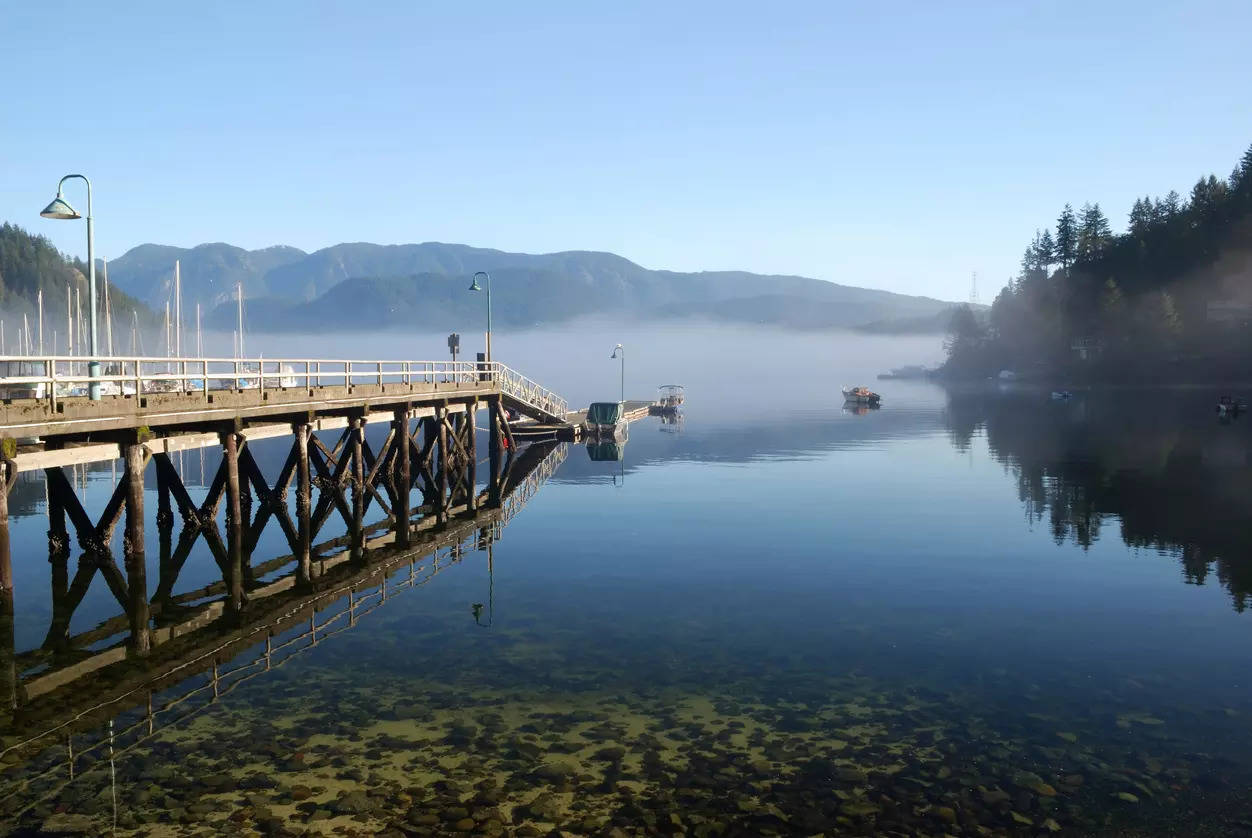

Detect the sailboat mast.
xmin=37 ymin=289 xmax=44 ymax=355
xmin=174 ymin=260 xmax=182 ymax=357
xmin=75 ymin=287 xmax=82 ymax=355
xmin=164 ymin=301 xmax=171 ymax=357
xmin=196 ymin=303 xmax=203 ymax=356
xmin=102 ymin=259 xmax=113 ymax=356
xmin=67 ymin=292 xmax=73 ymax=356
xmin=236 ymin=282 xmax=245 ymax=359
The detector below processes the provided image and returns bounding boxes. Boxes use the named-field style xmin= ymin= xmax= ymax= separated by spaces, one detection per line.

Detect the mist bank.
xmin=246 ymin=321 xmax=945 ymax=413
xmin=942 ymin=142 xmax=1252 ymax=384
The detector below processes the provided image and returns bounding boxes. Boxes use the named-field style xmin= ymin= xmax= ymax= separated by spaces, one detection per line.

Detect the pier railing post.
xmin=123 ymin=442 xmax=151 ymax=656
xmin=294 ymin=423 xmax=312 ymax=586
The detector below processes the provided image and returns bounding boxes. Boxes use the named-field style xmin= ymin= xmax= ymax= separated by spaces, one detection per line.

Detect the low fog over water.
xmin=248 ymin=320 xmax=946 ymax=419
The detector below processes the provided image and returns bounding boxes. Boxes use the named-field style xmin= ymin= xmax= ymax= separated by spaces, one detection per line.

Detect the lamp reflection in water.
xmin=471 ymin=537 xmax=494 ymax=627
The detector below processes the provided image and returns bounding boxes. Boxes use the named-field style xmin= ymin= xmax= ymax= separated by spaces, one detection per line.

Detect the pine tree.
xmin=1078 ymin=203 xmax=1112 ymax=260
xmin=1038 ymin=229 xmax=1056 ymax=269
xmin=1128 ymin=197 xmax=1152 ymax=237
xmin=1234 ymin=143 xmax=1252 ymax=194
xmin=1161 ymin=190 xmax=1182 ymax=217
xmin=1055 ymin=204 xmax=1077 ymax=269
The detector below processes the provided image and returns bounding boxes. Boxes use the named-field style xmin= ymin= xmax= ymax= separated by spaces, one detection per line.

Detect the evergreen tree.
xmin=1020 ymin=244 xmax=1038 ymax=278
xmin=1189 ymin=174 xmax=1228 ymax=223
xmin=1161 ymin=189 xmax=1183 ymax=217
xmin=1128 ymin=197 xmax=1153 ymax=237
xmin=1038 ymin=229 xmax=1056 ymax=269
xmin=1078 ymin=203 xmax=1112 ymax=260
xmin=1055 ymin=204 xmax=1077 ymax=269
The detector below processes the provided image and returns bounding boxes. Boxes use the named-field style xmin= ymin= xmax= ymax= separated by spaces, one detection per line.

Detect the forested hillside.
xmin=0 ymin=223 xmax=154 ymax=352
xmin=944 ymin=143 xmax=1252 ymax=381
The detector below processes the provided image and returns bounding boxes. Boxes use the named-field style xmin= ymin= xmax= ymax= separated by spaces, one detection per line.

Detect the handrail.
xmin=0 ymin=355 xmax=568 ymax=421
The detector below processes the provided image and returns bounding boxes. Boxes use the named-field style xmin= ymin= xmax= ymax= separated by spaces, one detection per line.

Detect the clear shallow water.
xmin=3 ymin=328 xmax=1252 ymax=836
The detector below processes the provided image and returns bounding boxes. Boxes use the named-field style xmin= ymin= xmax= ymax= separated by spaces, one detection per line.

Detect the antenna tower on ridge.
xmin=970 ymin=271 xmax=979 ymax=305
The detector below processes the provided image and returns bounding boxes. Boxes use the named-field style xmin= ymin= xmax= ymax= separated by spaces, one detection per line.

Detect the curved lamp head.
xmin=611 ymin=344 xmax=623 ymax=359
xmin=468 ymin=271 xmax=488 ymax=292
xmin=40 ymin=195 xmax=80 ymax=220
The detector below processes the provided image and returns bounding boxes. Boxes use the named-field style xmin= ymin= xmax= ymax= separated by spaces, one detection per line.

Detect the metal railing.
xmin=491 ymin=363 xmax=568 ymax=419
xmin=0 ymin=355 xmax=567 ymax=420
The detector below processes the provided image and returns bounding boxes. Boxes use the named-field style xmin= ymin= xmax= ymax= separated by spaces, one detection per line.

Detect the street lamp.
xmin=467 ymin=271 xmax=492 ymax=363
xmin=610 ymin=344 xmax=624 ymax=404
xmin=40 ymin=174 xmax=100 ymax=400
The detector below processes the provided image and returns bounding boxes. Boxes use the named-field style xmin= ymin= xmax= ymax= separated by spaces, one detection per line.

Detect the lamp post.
xmin=610 ymin=344 xmax=624 ymax=404
xmin=40 ymin=175 xmax=100 ymax=400
xmin=468 ymin=271 xmax=492 ymax=363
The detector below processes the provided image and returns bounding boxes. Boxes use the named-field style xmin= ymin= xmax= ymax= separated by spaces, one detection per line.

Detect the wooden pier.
xmin=0 ymin=355 xmax=572 ymax=724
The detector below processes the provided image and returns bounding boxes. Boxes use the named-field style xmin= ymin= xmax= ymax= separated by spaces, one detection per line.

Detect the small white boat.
xmin=1051 ymin=391 xmax=1072 ymax=400
xmin=842 ymin=386 xmax=881 ymax=406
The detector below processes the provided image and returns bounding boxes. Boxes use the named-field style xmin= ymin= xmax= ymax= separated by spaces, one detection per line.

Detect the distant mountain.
xmin=260 ymin=243 xmax=650 ymax=303
xmin=110 ymin=239 xmax=965 ymax=333
xmin=106 ymin=242 xmax=306 ymax=310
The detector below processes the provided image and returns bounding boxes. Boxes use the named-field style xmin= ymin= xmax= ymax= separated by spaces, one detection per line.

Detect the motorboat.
xmin=656 ymin=384 xmax=685 ymax=410
xmin=1051 ymin=391 xmax=1073 ymax=401
xmin=584 ymin=401 xmax=629 ymax=438
xmin=842 ymin=386 xmax=881 ymax=406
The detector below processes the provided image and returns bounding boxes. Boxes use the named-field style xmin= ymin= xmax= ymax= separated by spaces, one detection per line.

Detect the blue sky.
xmin=2 ymin=0 xmax=1249 ymax=302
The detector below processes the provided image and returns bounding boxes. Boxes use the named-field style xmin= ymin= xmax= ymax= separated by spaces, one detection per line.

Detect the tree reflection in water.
xmin=944 ymin=387 xmax=1252 ymax=610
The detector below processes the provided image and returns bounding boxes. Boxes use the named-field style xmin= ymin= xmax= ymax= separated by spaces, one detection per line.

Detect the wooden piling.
xmin=488 ymin=396 xmax=503 ymax=507
xmin=123 ymin=443 xmax=151 ymax=655
xmin=222 ymin=432 xmax=245 ymax=614
xmin=0 ymin=459 xmax=14 ymax=710
xmin=436 ymin=405 xmax=449 ymax=525
xmin=466 ymin=400 xmax=478 ymax=512
xmin=294 ymin=424 xmax=312 ymax=586
xmin=0 ymin=459 xmax=10 ymax=599
xmin=393 ymin=409 xmax=411 ymax=547
xmin=350 ymin=418 xmax=365 ymax=562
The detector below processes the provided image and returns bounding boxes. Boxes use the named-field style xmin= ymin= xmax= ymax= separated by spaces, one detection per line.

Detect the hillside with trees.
xmin=0 ymin=223 xmax=154 ymax=353
xmin=943 ymin=143 xmax=1252 ymax=382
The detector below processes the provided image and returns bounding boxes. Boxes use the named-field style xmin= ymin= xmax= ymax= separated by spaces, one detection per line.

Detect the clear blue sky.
xmin=3 ymin=0 xmax=1250 ymax=302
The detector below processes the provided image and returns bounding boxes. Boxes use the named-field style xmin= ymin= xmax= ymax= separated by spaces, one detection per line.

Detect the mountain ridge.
xmin=107 ymin=239 xmax=968 ymax=333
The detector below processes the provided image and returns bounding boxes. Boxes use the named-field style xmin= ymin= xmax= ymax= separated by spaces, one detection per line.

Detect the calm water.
xmin=3 ymin=327 xmax=1252 ymax=836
